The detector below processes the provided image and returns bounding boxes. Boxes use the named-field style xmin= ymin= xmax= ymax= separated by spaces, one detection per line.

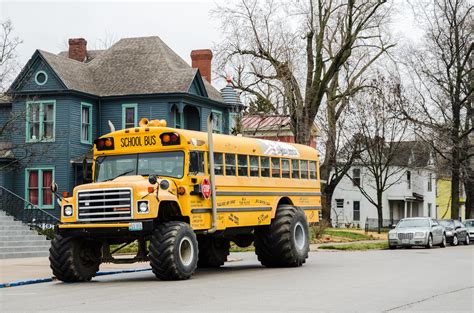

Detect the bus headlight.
xmin=137 ymin=201 xmax=149 ymax=214
xmin=63 ymin=205 xmax=73 ymax=217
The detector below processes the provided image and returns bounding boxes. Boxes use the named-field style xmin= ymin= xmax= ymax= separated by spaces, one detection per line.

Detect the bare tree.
xmin=0 ymin=20 xmax=22 ymax=93
xmin=344 ymin=75 xmax=409 ymax=232
xmin=396 ymin=0 xmax=472 ymax=219
xmin=213 ymin=0 xmax=394 ymax=220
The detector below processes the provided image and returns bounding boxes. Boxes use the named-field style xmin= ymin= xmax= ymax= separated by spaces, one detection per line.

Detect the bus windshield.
xmin=95 ymin=151 xmax=184 ymax=182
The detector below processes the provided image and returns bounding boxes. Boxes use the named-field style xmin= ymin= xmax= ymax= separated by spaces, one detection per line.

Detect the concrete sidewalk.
xmin=0 ymin=255 xmax=151 ymax=284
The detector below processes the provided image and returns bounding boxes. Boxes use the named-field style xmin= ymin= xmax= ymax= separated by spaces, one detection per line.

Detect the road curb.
xmin=0 ymin=268 xmax=151 ymax=288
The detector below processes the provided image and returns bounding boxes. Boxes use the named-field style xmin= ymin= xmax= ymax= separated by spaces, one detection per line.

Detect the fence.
xmin=0 ymin=186 xmax=60 ymax=231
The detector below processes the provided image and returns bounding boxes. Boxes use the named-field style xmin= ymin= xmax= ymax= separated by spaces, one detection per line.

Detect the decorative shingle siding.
xmin=16 ymin=59 xmax=64 ymax=92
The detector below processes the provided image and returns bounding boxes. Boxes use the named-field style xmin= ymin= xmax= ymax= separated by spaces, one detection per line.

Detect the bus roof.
xmin=102 ymin=125 xmax=319 ymax=160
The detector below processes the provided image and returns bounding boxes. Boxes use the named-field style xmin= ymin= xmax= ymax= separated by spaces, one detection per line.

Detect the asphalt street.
xmin=1 ymin=245 xmax=473 ymax=313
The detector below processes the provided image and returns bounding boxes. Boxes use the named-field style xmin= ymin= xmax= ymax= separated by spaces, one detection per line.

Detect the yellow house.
xmin=436 ymin=178 xmax=466 ymax=219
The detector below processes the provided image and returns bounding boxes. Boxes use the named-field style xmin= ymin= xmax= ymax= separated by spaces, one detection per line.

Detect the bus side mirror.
xmin=50 ymin=181 xmax=58 ymax=193
xmin=148 ymin=175 xmax=158 ymax=185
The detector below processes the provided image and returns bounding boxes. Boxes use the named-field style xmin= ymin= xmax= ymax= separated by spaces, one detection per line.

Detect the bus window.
xmin=309 ymin=161 xmax=317 ymax=179
xmin=281 ymin=159 xmax=290 ymax=178
xmin=213 ymin=153 xmax=224 ymax=175
xmin=250 ymin=156 xmax=259 ymax=177
xmin=271 ymin=158 xmax=281 ymax=178
xmin=225 ymin=154 xmax=236 ymax=176
xmin=189 ymin=151 xmax=205 ymax=175
xmin=260 ymin=157 xmax=270 ymax=177
xmin=300 ymin=160 xmax=309 ymax=179
xmin=292 ymin=159 xmax=300 ymax=178
xmin=238 ymin=155 xmax=248 ymax=176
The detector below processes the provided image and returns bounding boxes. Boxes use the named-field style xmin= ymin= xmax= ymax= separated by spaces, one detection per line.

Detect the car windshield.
xmin=397 ymin=219 xmax=430 ymax=228
xmin=95 ymin=151 xmax=184 ymax=182
xmin=438 ymin=220 xmax=454 ymax=227
xmin=464 ymin=220 xmax=474 ymax=227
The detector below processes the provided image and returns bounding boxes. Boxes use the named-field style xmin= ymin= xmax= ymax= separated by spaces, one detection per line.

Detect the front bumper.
xmin=57 ymin=220 xmax=155 ymax=238
xmin=389 ymin=237 xmax=429 ymax=246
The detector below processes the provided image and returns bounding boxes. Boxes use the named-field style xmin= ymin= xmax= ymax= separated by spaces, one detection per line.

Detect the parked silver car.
xmin=439 ymin=219 xmax=470 ymax=245
xmin=464 ymin=219 xmax=474 ymax=240
xmin=388 ymin=217 xmax=446 ymax=249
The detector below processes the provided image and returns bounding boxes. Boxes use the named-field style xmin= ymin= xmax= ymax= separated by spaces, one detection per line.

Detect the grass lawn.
xmin=319 ymin=242 xmax=388 ymax=251
xmin=322 ymin=229 xmax=372 ymax=240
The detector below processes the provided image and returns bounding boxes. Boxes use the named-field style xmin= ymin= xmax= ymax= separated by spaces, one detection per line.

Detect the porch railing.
xmin=0 ymin=186 xmax=60 ymax=232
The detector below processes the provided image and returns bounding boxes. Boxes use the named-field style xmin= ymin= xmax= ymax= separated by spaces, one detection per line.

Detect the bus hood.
xmin=74 ymin=175 xmax=155 ymax=193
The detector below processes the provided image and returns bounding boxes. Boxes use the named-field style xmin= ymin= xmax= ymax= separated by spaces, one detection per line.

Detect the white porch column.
xmin=404 ymin=201 xmax=407 ymax=218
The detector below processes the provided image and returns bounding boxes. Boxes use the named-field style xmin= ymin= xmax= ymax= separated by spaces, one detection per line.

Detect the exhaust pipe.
xmin=206 ymin=113 xmax=218 ymax=234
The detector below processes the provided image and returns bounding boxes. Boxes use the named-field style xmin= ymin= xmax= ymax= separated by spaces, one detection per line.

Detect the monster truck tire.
xmin=149 ymin=221 xmax=198 ymax=280
xmin=49 ymin=235 xmax=102 ymax=282
xmin=254 ymin=205 xmax=309 ymax=267
xmin=197 ymin=236 xmax=230 ymax=268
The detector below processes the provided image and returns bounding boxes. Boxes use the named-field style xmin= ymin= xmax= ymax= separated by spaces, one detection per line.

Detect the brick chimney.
xmin=68 ymin=38 xmax=87 ymax=62
xmin=191 ymin=49 xmax=213 ymax=82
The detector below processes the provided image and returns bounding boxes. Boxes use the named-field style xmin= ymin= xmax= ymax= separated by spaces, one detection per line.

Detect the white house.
xmin=331 ymin=141 xmax=437 ymax=229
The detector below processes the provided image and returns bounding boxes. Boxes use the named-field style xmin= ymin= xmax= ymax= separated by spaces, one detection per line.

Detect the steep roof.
xmin=31 ymin=36 xmax=224 ymax=101
xmin=391 ymin=141 xmax=433 ymax=167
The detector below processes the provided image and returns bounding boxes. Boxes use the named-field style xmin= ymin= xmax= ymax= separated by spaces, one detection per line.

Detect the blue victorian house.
xmin=0 ymin=36 xmax=242 ymax=218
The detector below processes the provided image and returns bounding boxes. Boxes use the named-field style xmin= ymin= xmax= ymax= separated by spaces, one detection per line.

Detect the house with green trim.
xmin=1 ymin=36 xmax=242 ymax=218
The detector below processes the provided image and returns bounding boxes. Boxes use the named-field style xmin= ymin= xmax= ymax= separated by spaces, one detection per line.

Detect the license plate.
xmin=402 ymin=239 xmax=409 ymax=244
xmin=129 ymin=222 xmax=143 ymax=231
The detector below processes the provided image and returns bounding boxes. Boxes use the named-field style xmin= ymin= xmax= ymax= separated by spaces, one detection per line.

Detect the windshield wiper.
xmin=104 ymin=169 xmax=135 ymax=182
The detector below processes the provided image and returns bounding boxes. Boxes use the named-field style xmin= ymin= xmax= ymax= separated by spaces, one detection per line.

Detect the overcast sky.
xmin=1 ymin=0 xmax=421 ymax=88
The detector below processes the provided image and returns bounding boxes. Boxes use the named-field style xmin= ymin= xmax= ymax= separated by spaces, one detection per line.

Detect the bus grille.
xmin=398 ymin=233 xmax=413 ymax=240
xmin=77 ymin=188 xmax=132 ymax=222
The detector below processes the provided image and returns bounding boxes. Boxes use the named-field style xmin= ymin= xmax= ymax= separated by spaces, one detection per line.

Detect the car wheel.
xmin=389 ymin=244 xmax=397 ymax=250
xmin=425 ymin=234 xmax=433 ymax=249
xmin=464 ymin=235 xmax=470 ymax=245
xmin=440 ymin=234 xmax=447 ymax=248
xmin=451 ymin=234 xmax=458 ymax=246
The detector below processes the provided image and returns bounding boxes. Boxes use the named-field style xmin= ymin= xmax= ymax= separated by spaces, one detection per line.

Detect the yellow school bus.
xmin=50 ymin=117 xmax=321 ymax=281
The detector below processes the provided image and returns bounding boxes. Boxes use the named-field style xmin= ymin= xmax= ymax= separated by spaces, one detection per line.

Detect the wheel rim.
xmin=443 ymin=236 xmax=446 ymax=246
xmin=294 ymin=222 xmax=306 ymax=251
xmin=179 ymin=237 xmax=194 ymax=267
xmin=429 ymin=236 xmax=432 ymax=247
xmin=467 ymin=236 xmax=470 ymax=244
xmin=454 ymin=235 xmax=458 ymax=245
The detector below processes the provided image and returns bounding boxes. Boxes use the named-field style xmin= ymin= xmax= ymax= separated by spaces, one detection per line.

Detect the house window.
xmin=26 ymin=101 xmax=55 ymax=142
xmin=353 ymin=201 xmax=360 ymax=221
xmin=81 ymin=103 xmax=92 ymax=144
xmin=172 ymin=105 xmax=182 ymax=129
xmin=352 ymin=168 xmax=361 ymax=187
xmin=407 ymin=171 xmax=411 ymax=189
xmin=26 ymin=168 xmax=54 ymax=209
xmin=212 ymin=110 xmax=223 ymax=133
xmin=427 ymin=173 xmax=432 ymax=192
xmin=34 ymin=70 xmax=48 ymax=86
xmin=428 ymin=203 xmax=432 ymax=217
xmin=335 ymin=199 xmax=344 ymax=208
xmin=122 ymin=104 xmax=137 ymax=129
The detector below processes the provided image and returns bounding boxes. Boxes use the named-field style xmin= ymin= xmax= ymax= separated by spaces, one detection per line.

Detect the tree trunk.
xmin=465 ymin=171 xmax=474 ymax=219
xmin=451 ymin=131 xmax=461 ymax=220
xmin=377 ymin=191 xmax=383 ymax=234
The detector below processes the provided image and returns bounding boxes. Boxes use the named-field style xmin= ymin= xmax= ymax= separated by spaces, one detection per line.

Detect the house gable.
xmin=10 ymin=51 xmax=66 ymax=93
xmin=188 ymin=72 xmax=208 ymax=98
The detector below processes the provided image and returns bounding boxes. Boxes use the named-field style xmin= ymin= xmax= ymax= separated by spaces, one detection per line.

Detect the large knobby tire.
xmin=149 ymin=222 xmax=198 ymax=280
xmin=49 ymin=235 xmax=102 ymax=282
xmin=254 ymin=205 xmax=309 ymax=267
xmin=197 ymin=236 xmax=230 ymax=268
